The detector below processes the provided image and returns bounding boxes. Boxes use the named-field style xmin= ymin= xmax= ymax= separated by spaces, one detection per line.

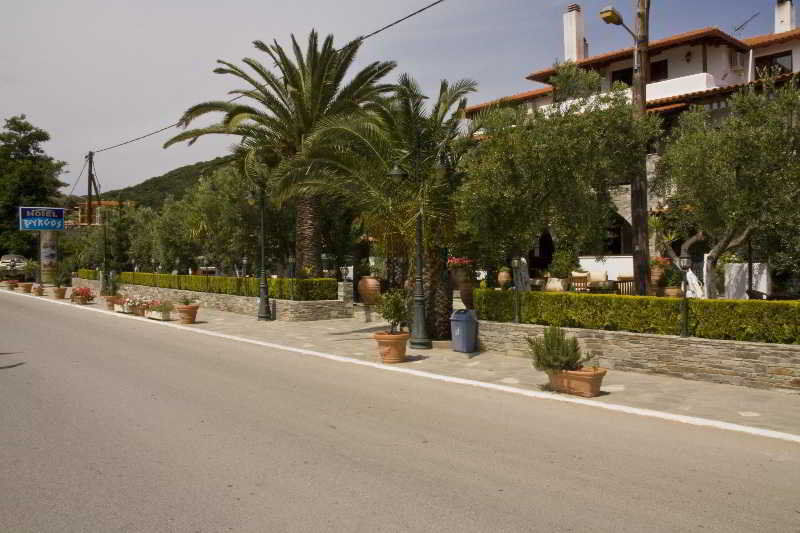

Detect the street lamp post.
xmin=387 ymin=165 xmax=432 ymax=349
xmin=601 ymin=3 xmax=651 ymax=296
xmin=257 ymin=185 xmax=271 ymax=321
xmin=679 ymin=253 xmax=691 ymax=337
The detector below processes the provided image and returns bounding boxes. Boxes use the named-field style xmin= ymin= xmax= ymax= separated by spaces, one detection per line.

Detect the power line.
xmin=92 ymin=0 xmax=446 ymax=154
xmin=67 ymin=157 xmax=89 ymax=197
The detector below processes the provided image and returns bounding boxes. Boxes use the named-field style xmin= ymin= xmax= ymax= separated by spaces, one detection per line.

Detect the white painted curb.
xmin=4 ymin=289 xmax=799 ymax=445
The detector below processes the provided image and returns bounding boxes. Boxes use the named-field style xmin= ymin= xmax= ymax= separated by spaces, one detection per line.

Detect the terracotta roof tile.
xmin=526 ymin=27 xmax=750 ymax=83
xmin=743 ymin=27 xmax=800 ymax=48
xmin=465 ymin=87 xmax=553 ymax=116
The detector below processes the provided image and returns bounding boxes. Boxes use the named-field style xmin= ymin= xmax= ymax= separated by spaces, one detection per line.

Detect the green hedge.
xmin=78 ymin=268 xmax=98 ymax=280
xmin=473 ymin=289 xmax=800 ymax=345
xmin=116 ymin=272 xmax=337 ymax=301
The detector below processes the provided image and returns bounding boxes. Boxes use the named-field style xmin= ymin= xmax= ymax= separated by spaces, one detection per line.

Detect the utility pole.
xmin=630 ymin=0 xmax=651 ymax=296
xmin=86 ymin=151 xmax=94 ymax=226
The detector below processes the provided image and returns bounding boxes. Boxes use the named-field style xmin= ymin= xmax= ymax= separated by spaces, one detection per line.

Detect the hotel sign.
xmin=19 ymin=207 xmax=65 ymax=231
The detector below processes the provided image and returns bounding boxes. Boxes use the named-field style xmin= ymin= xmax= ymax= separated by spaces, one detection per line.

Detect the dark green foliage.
xmin=116 ymin=272 xmax=337 ymax=301
xmin=0 ymin=115 xmax=67 ymax=257
xmin=548 ymin=249 xmax=579 ymax=279
xmin=527 ymin=326 xmax=587 ymax=372
xmin=378 ymin=289 xmax=409 ymax=333
xmin=473 ymin=289 xmax=800 ymax=344
xmin=103 ymin=156 xmax=234 ymax=209
xmin=658 ymin=267 xmax=683 ymax=288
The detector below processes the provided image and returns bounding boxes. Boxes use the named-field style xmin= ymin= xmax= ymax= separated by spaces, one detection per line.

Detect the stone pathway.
xmin=23 ymin=287 xmax=800 ymax=436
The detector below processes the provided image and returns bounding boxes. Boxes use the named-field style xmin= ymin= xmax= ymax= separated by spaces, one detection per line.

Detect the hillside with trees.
xmin=103 ymin=155 xmax=233 ymax=209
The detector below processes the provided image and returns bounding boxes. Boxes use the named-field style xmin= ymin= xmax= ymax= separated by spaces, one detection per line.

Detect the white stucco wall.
xmin=724 ymin=263 xmax=771 ymax=299
xmin=578 ymin=255 xmax=633 ymax=281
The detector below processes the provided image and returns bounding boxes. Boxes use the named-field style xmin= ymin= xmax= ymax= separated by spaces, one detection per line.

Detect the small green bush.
xmin=378 ymin=290 xmax=409 ymax=333
xmin=527 ymin=326 xmax=588 ymax=372
xmin=473 ymin=289 xmax=800 ymax=345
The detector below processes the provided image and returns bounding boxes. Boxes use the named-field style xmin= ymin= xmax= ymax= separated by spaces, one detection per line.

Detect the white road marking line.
xmin=4 ymin=289 xmax=800 ymax=445
xmin=739 ymin=411 xmax=761 ymax=417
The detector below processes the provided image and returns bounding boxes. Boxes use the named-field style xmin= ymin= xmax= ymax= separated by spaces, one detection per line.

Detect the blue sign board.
xmin=19 ymin=207 xmax=65 ymax=231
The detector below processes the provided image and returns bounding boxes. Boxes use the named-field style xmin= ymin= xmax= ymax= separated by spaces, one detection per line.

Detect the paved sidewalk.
xmin=11 ymin=287 xmax=800 ymax=436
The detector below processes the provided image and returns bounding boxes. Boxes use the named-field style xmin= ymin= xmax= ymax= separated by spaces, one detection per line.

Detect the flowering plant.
xmin=73 ymin=287 xmax=95 ymax=301
xmin=447 ymin=257 xmax=474 ymax=268
xmin=650 ymin=256 xmax=671 ymax=268
xmin=122 ymin=295 xmax=149 ymax=308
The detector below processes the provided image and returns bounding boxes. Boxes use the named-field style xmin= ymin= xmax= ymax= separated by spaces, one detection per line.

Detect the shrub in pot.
xmin=527 ymin=326 xmax=606 ymax=397
xmin=52 ymin=264 xmax=70 ymax=299
xmin=147 ymin=300 xmax=174 ymax=321
xmin=20 ymin=282 xmax=33 ymax=293
xmin=545 ymin=249 xmax=578 ymax=292
xmin=6 ymin=279 xmax=19 ymax=290
xmin=497 ymin=267 xmax=512 ymax=289
xmin=176 ymin=296 xmax=200 ymax=324
xmin=32 ymin=284 xmax=45 ymax=296
xmin=659 ymin=267 xmax=684 ymax=298
xmin=374 ymin=289 xmax=410 ymax=364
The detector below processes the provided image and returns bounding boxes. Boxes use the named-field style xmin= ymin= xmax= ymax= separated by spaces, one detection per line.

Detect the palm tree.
xmin=164 ymin=30 xmax=396 ymax=275
xmin=297 ymin=74 xmax=477 ymax=338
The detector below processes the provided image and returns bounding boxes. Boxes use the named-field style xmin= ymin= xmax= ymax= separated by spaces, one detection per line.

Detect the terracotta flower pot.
xmin=664 ymin=287 xmax=682 ymax=298
xmin=53 ymin=287 xmax=66 ymax=299
xmin=497 ymin=270 xmax=512 ymax=288
xmin=176 ymin=304 xmax=199 ymax=324
xmin=104 ymin=296 xmax=117 ymax=310
xmin=544 ymin=277 xmax=568 ymax=292
xmin=6 ymin=281 xmax=17 ymax=291
xmin=547 ymin=367 xmax=607 ymax=398
xmin=32 ymin=286 xmax=44 ymax=296
xmin=132 ymin=306 xmax=147 ymax=317
xmin=374 ymin=331 xmax=410 ymax=364
xmin=20 ymin=282 xmax=33 ymax=293
xmin=358 ymin=276 xmax=381 ymax=305
xmin=73 ymin=295 xmax=88 ymax=305
xmin=458 ymin=280 xmax=475 ymax=310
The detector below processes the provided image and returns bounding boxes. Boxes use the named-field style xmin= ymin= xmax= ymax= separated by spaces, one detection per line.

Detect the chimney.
xmin=775 ymin=0 xmax=796 ymax=34
xmin=564 ymin=4 xmax=587 ymax=62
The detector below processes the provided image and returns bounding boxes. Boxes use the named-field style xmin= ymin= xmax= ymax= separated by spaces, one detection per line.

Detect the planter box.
xmin=544 ymin=278 xmax=569 ymax=292
xmin=547 ymin=367 xmax=607 ymax=398
xmin=114 ymin=304 xmax=133 ymax=314
xmin=146 ymin=310 xmax=172 ymax=321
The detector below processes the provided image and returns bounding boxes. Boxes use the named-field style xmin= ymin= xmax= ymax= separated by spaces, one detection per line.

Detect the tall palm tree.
xmin=297 ymin=74 xmax=477 ymax=338
xmin=164 ymin=30 xmax=396 ymax=275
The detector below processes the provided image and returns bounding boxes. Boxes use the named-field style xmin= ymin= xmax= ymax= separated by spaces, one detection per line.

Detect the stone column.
xmin=40 ymin=231 xmax=58 ymax=284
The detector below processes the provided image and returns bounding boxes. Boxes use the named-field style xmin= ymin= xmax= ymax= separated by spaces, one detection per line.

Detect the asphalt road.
xmin=2 ymin=292 xmax=799 ymax=532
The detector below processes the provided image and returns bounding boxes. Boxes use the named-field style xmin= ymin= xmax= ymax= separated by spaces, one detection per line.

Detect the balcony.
xmin=645 ymin=73 xmax=718 ymax=102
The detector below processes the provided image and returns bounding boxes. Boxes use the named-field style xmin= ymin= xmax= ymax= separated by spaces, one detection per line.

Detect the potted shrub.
xmin=72 ymin=287 xmax=95 ymax=305
xmin=115 ymin=295 xmax=133 ymax=314
xmin=357 ymin=261 xmax=381 ymax=305
xmin=374 ymin=289 xmax=410 ymax=364
xmin=126 ymin=295 xmax=149 ymax=316
xmin=147 ymin=300 xmax=174 ymax=321
xmin=497 ymin=266 xmax=512 ymax=288
xmin=527 ymin=326 xmax=607 ymax=398
xmin=52 ymin=264 xmax=70 ymax=299
xmin=19 ymin=281 xmax=33 ymax=293
xmin=6 ymin=279 xmax=19 ymax=291
xmin=176 ymin=296 xmax=200 ymax=324
xmin=32 ymin=284 xmax=45 ymax=296
xmin=660 ymin=267 xmax=684 ymax=298
xmin=649 ymin=256 xmax=670 ymax=295
xmin=101 ymin=275 xmax=120 ymax=310
xmin=544 ymin=249 xmax=578 ymax=292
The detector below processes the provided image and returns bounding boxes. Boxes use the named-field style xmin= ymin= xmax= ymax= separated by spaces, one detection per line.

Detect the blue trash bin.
xmin=450 ymin=310 xmax=478 ymax=353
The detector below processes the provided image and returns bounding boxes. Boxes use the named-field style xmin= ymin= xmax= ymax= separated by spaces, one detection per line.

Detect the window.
xmin=650 ymin=60 xmax=668 ymax=82
xmin=611 ymin=59 xmax=669 ymax=86
xmin=755 ymin=51 xmax=793 ymax=78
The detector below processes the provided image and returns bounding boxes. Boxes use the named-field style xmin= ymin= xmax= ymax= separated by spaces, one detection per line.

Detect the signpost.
xmin=19 ymin=207 xmax=65 ymax=284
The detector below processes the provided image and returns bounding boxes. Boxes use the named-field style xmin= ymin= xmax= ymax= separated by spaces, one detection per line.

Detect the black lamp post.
xmin=257 ymin=185 xmax=271 ymax=321
xmin=679 ymin=253 xmax=691 ymax=337
xmin=387 ymin=164 xmax=431 ymax=349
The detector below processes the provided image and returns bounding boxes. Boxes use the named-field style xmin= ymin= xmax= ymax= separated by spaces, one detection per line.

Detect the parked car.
xmin=0 ymin=255 xmax=27 ymax=270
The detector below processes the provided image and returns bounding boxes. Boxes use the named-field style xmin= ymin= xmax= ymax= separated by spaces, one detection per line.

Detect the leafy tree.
xmin=457 ymin=66 xmax=659 ymax=277
xmin=655 ymin=77 xmax=800 ymax=296
xmin=0 ymin=115 xmax=66 ymax=256
xmin=165 ymin=30 xmax=396 ymax=276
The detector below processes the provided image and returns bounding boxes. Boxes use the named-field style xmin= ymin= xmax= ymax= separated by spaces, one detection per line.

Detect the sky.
xmin=0 ymin=0 xmax=781 ymax=193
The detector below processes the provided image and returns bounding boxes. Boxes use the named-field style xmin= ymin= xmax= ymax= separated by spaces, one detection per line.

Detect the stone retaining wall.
xmin=479 ymin=321 xmax=800 ymax=391
xmin=72 ymin=278 xmax=353 ymax=321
